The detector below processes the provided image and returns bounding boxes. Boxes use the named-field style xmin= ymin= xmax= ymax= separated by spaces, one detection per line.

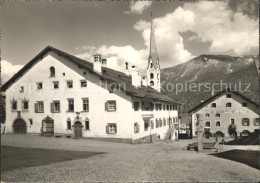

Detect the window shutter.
xmin=137 ymin=124 xmax=140 ymax=133
xmin=105 ymin=102 xmax=108 ymax=111
xmin=114 ymin=101 xmax=117 ymax=111
xmin=51 ymin=103 xmax=54 ymax=113
xmin=106 ymin=125 xmax=109 ymax=133
xmin=34 ymin=103 xmax=37 ymax=113
xmin=115 ymin=124 xmax=117 ymax=134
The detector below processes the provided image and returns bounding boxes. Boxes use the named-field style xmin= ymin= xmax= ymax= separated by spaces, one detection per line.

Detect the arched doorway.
xmin=41 ymin=116 xmax=54 ymax=137
xmin=13 ymin=118 xmax=27 ymax=134
xmin=74 ymin=121 xmax=83 ymax=139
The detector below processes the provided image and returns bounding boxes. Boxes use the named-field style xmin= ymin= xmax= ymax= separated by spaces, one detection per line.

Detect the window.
xmin=20 ymin=86 xmax=24 ymax=93
xmin=81 ymin=80 xmax=87 ymax=88
xmin=205 ymin=121 xmax=210 ymax=128
xmin=50 ymin=67 xmax=55 ymax=77
xmin=231 ymin=118 xmax=235 ymax=124
xmin=11 ymin=99 xmax=17 ymax=111
xmin=63 ymin=73 xmax=65 ymax=76
xmin=53 ymin=81 xmax=59 ymax=89
xmin=83 ymin=72 xmax=86 ymax=75
xmin=163 ymin=118 xmax=166 ymax=126
xmin=106 ymin=123 xmax=117 ymax=134
xmin=163 ymin=105 xmax=166 ymax=110
xmin=242 ymin=118 xmax=250 ymax=126
xmin=159 ymin=119 xmax=162 ymax=127
xmin=151 ymin=121 xmax=154 ymax=129
xmin=226 ymin=103 xmax=232 ymax=108
xmin=156 ymin=119 xmax=159 ymax=128
xmin=133 ymin=101 xmax=140 ymax=111
xmin=37 ymin=82 xmax=43 ymax=90
xmin=82 ymin=98 xmax=89 ymax=111
xmin=105 ymin=100 xmax=116 ymax=111
xmin=226 ymin=94 xmax=231 ymax=98
xmin=242 ymin=102 xmax=247 ymax=107
xmin=205 ymin=113 xmax=210 ymax=117
xmin=216 ymin=121 xmax=221 ymax=127
xmin=142 ymin=102 xmax=153 ymax=111
xmin=67 ymin=99 xmax=74 ymax=112
xmin=167 ymin=118 xmax=169 ymax=125
xmin=67 ymin=120 xmax=71 ymax=130
xmin=144 ymin=121 xmax=149 ymax=131
xmin=150 ymin=81 xmax=154 ymax=86
xmin=150 ymin=73 xmax=154 ymax=79
xmin=211 ymin=103 xmax=216 ymax=108
xmin=51 ymin=101 xmax=60 ymax=113
xmin=29 ymin=119 xmax=33 ymax=125
xmin=85 ymin=120 xmax=90 ymax=130
xmin=22 ymin=100 xmax=29 ymax=110
xmin=173 ymin=117 xmax=175 ymax=123
xmin=67 ymin=81 xmax=73 ymax=88
xmin=215 ymin=113 xmax=220 ymax=117
xmin=109 ymin=84 xmax=116 ymax=93
xmin=170 ymin=105 xmax=172 ymax=110
xmin=150 ymin=63 xmax=153 ymax=68
xmin=35 ymin=101 xmax=44 ymax=113
xmin=167 ymin=105 xmax=169 ymax=111
xmin=134 ymin=123 xmax=139 ymax=133
xmin=254 ymin=118 xmax=260 ymax=126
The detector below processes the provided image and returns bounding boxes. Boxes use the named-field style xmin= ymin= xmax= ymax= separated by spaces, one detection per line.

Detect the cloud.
xmin=76 ymin=1 xmax=258 ymax=72
xmin=124 ymin=1 xmax=152 ymax=14
xmin=1 ymin=60 xmax=24 ymax=84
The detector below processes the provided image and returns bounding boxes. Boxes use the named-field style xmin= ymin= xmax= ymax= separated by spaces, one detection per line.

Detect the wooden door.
xmin=74 ymin=122 xmax=82 ymax=139
xmin=13 ymin=119 xmax=26 ymax=134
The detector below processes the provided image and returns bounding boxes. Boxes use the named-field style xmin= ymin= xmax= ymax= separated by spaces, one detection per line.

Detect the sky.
xmin=1 ymin=0 xmax=259 ymax=83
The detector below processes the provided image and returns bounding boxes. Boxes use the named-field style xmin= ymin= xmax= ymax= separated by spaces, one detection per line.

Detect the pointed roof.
xmin=1 ymin=46 xmax=177 ymax=104
xmin=188 ymin=89 xmax=260 ymax=114
xmin=148 ymin=11 xmax=160 ymax=70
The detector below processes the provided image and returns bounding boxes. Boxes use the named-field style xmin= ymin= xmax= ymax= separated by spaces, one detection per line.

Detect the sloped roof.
xmin=1 ymin=46 xmax=176 ymax=103
xmin=188 ymin=89 xmax=260 ymax=114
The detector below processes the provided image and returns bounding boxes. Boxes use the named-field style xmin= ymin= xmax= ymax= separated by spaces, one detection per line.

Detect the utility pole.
xmin=196 ymin=114 xmax=203 ymax=152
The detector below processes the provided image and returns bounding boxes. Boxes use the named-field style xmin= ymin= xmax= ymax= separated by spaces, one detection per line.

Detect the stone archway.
xmin=13 ymin=118 xmax=27 ymax=134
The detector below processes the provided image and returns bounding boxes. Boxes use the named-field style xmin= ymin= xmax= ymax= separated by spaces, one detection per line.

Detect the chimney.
xmin=125 ymin=62 xmax=130 ymax=76
xmin=102 ymin=59 xmax=107 ymax=67
xmin=93 ymin=54 xmax=102 ymax=73
xmin=131 ymin=66 xmax=141 ymax=87
xmin=142 ymin=76 xmax=147 ymax=86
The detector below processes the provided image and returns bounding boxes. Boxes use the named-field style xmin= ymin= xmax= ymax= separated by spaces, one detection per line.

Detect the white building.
xmin=189 ymin=89 xmax=260 ymax=137
xmin=2 ymin=17 xmax=179 ymax=143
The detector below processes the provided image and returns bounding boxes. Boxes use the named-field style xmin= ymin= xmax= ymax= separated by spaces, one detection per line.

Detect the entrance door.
xmin=13 ymin=119 xmax=26 ymax=134
xmin=74 ymin=121 xmax=83 ymax=139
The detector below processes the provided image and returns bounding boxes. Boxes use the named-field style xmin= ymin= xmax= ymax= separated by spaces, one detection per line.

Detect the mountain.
xmin=161 ymin=54 xmax=259 ymax=113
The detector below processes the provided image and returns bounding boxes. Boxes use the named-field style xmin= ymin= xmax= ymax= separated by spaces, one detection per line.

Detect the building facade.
xmin=2 ymin=17 xmax=179 ymax=143
xmin=189 ymin=89 xmax=260 ymax=137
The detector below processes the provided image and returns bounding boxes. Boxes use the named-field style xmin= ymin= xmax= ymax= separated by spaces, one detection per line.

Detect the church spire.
xmin=148 ymin=10 xmax=160 ymax=70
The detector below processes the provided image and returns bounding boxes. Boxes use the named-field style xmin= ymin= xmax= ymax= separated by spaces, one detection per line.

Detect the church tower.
xmin=147 ymin=11 xmax=160 ymax=92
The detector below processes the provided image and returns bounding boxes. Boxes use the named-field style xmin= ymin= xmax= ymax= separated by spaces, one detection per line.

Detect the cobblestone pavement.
xmin=2 ymin=135 xmax=260 ymax=182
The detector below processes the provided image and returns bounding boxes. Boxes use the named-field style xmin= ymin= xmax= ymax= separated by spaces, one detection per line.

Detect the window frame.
xmin=11 ymin=99 xmax=17 ymax=111
xmin=53 ymin=81 xmax=59 ymax=89
xmin=82 ymin=98 xmax=89 ymax=112
xmin=105 ymin=100 xmax=117 ymax=112
xmin=133 ymin=101 xmax=140 ymax=111
xmin=67 ymin=81 xmax=73 ymax=89
xmin=226 ymin=94 xmax=231 ymax=98
xmin=211 ymin=103 xmax=216 ymax=108
xmin=216 ymin=121 xmax=221 ymax=127
xmin=242 ymin=102 xmax=247 ymax=107
xmin=242 ymin=118 xmax=250 ymax=126
xmin=205 ymin=121 xmax=211 ymax=128
xmin=67 ymin=120 xmax=72 ymax=130
xmin=226 ymin=102 xmax=232 ymax=108
xmin=80 ymin=80 xmax=87 ymax=88
xmin=67 ymin=99 xmax=74 ymax=112
xmin=85 ymin=120 xmax=90 ymax=130
xmin=254 ymin=118 xmax=260 ymax=126
xmin=36 ymin=82 xmax=43 ymax=90
xmin=106 ymin=123 xmax=117 ymax=134
xmin=22 ymin=100 xmax=29 ymax=111
xmin=35 ymin=101 xmax=44 ymax=113
xmin=51 ymin=100 xmax=60 ymax=113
